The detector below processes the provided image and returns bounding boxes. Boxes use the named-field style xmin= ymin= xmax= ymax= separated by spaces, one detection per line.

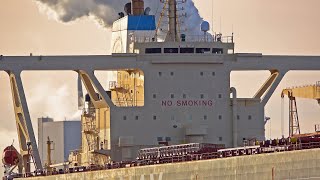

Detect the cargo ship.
xmin=2 ymin=0 xmax=320 ymax=179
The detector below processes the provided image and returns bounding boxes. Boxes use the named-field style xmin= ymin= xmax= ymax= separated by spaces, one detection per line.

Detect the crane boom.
xmin=281 ymin=82 xmax=320 ymax=104
xmin=281 ymin=81 xmax=320 ymax=137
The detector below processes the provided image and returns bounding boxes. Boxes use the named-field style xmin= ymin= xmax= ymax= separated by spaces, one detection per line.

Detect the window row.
xmin=122 ymin=115 xmax=224 ymax=121
xmin=237 ymin=115 xmax=253 ymax=120
xmin=156 ymin=136 xmax=223 ymax=142
xmin=146 ymin=48 xmax=224 ymax=54
xmin=157 ymin=137 xmax=172 ymax=142
xmin=152 ymin=94 xmax=222 ymax=99
xmin=123 ymin=115 xmax=157 ymax=121
xmin=158 ymin=71 xmax=216 ymax=77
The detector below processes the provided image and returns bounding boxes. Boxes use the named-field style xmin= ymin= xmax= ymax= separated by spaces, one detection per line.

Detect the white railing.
xmin=133 ymin=34 xmax=234 ymax=44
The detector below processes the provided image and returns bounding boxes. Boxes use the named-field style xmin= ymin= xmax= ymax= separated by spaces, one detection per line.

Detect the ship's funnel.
xmin=131 ymin=0 xmax=144 ymax=15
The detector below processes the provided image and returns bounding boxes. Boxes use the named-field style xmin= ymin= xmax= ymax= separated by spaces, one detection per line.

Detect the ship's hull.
xmin=24 ymin=148 xmax=320 ymax=180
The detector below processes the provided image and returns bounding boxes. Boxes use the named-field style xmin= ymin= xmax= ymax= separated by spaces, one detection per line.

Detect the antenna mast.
xmin=165 ymin=0 xmax=179 ymax=42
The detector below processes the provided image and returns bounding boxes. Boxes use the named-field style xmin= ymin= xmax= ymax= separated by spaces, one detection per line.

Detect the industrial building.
xmin=38 ymin=117 xmax=81 ymax=166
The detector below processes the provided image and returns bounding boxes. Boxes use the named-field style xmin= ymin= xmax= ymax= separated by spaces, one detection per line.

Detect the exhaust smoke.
xmin=35 ymin=0 xmax=206 ymax=34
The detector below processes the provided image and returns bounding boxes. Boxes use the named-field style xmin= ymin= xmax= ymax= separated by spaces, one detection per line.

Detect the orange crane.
xmin=281 ymin=81 xmax=320 ymax=137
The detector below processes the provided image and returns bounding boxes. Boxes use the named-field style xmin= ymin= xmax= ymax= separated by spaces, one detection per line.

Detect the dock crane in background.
xmin=281 ymin=81 xmax=320 ymax=137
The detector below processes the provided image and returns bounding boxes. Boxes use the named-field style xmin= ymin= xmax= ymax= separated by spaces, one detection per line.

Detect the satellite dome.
xmin=200 ymin=21 xmax=210 ymax=32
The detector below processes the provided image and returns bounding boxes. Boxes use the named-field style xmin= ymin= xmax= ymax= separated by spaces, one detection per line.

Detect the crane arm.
xmin=281 ymin=84 xmax=320 ymax=104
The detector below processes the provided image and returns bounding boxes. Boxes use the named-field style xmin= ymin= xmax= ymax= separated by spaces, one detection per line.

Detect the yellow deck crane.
xmin=281 ymin=81 xmax=320 ymax=137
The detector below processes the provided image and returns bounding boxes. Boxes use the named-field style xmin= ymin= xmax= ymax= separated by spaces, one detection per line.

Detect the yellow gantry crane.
xmin=281 ymin=81 xmax=320 ymax=137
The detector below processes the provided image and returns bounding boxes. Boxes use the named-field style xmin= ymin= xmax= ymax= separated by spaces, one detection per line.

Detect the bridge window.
xmin=212 ymin=48 xmax=223 ymax=54
xmin=196 ymin=48 xmax=211 ymax=53
xmin=180 ymin=48 xmax=194 ymax=53
xmin=145 ymin=48 xmax=162 ymax=54
xmin=157 ymin=137 xmax=163 ymax=141
xmin=165 ymin=137 xmax=171 ymax=141
xmin=164 ymin=48 xmax=179 ymax=53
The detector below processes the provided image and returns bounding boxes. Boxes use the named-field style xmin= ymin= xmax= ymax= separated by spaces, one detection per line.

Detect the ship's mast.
xmin=165 ymin=0 xmax=180 ymax=42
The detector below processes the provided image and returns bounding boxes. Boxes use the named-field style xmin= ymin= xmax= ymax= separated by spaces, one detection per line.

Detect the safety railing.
xmin=133 ymin=34 xmax=234 ymax=44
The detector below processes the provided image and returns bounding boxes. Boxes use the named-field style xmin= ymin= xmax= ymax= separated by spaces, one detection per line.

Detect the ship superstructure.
xmin=81 ymin=0 xmax=244 ymax=164
xmin=1 ymin=0 xmax=320 ymax=178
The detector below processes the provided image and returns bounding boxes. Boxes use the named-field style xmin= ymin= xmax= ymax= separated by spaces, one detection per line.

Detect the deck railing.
xmin=9 ymin=141 xmax=320 ymax=179
xmin=132 ymin=34 xmax=234 ymax=44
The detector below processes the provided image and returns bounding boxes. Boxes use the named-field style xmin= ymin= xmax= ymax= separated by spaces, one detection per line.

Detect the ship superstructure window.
xmin=170 ymin=94 xmax=174 ymax=99
xmin=212 ymin=48 xmax=223 ymax=54
xmin=237 ymin=115 xmax=240 ymax=120
xmin=153 ymin=94 xmax=157 ymax=99
xmin=200 ymin=72 xmax=204 ymax=76
xmin=196 ymin=48 xmax=211 ymax=53
xmin=157 ymin=137 xmax=163 ymax=141
xmin=165 ymin=137 xmax=171 ymax=142
xmin=219 ymin=137 xmax=223 ymax=141
xmin=153 ymin=115 xmax=157 ymax=120
xmin=200 ymin=94 xmax=204 ymax=99
xmin=123 ymin=116 xmax=127 ymax=121
xmin=248 ymin=115 xmax=252 ymax=120
xmin=218 ymin=94 xmax=222 ymax=99
xmin=183 ymin=94 xmax=187 ymax=99
xmin=135 ymin=116 xmax=139 ymax=120
xmin=180 ymin=48 xmax=194 ymax=53
xmin=212 ymin=72 xmax=216 ymax=76
xmin=158 ymin=72 xmax=162 ymax=76
xmin=170 ymin=72 xmax=174 ymax=76
xmin=218 ymin=115 xmax=222 ymax=120
xmin=204 ymin=115 xmax=207 ymax=120
xmin=145 ymin=48 xmax=161 ymax=54
xmin=164 ymin=48 xmax=179 ymax=53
